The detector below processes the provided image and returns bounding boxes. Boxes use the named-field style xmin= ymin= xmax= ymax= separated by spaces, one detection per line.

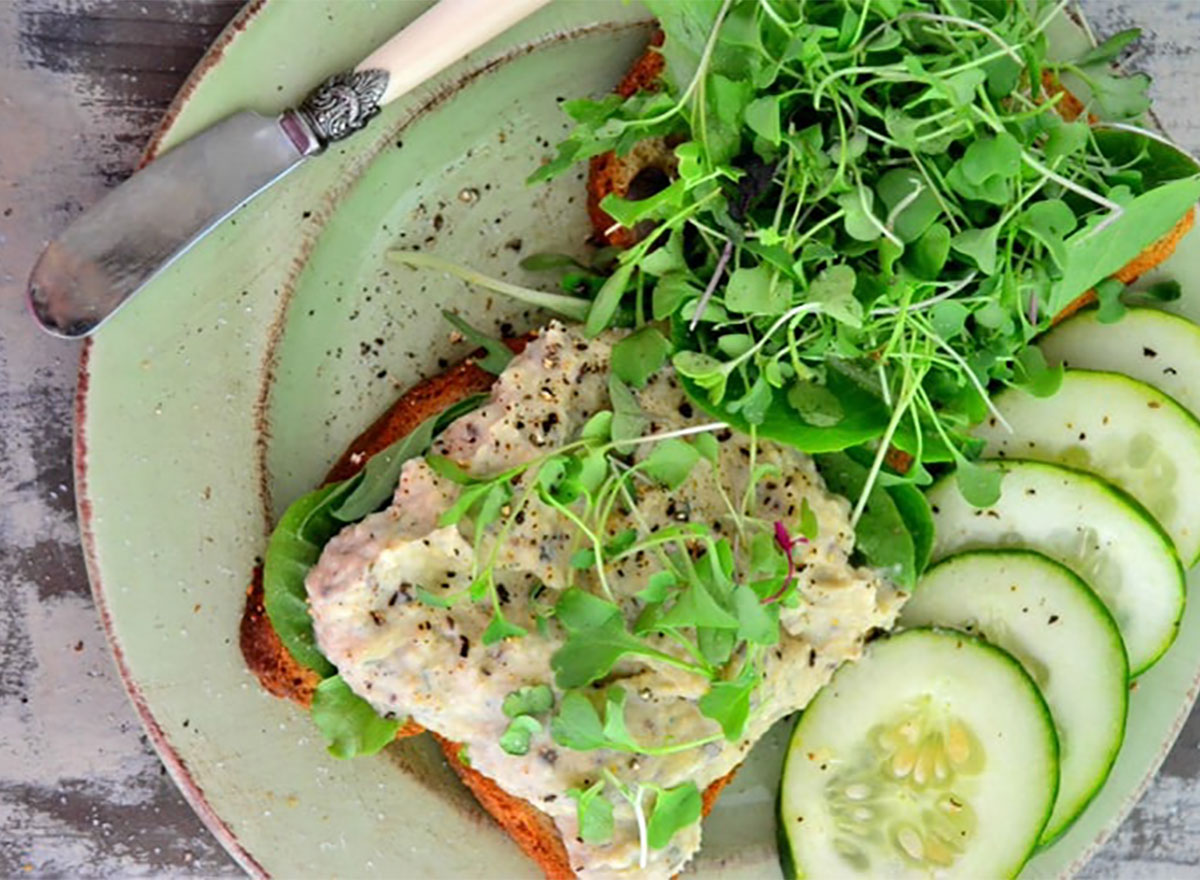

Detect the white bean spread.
xmin=307 ymin=322 xmax=906 ymax=879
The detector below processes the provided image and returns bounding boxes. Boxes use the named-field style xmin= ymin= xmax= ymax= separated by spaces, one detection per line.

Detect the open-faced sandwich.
xmin=242 ymin=2 xmax=1200 ymax=877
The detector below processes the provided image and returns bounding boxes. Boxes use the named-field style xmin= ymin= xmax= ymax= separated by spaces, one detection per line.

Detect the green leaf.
xmin=728 ymin=374 xmax=774 ymax=426
xmin=332 ymin=418 xmax=437 ymax=522
xmin=886 ymin=483 xmax=935 ymax=576
xmin=929 ymin=301 xmax=970 ymax=340
xmin=310 ymin=675 xmax=400 ymax=759
xmin=581 ymin=410 xmax=613 ymax=445
xmin=1074 ymin=28 xmax=1141 ymax=67
xmin=950 ymin=224 xmax=1000 ymax=275
xmin=567 ymin=780 xmax=614 ymax=844
xmin=600 ymin=178 xmax=687 ymax=230
xmin=672 ymin=350 xmax=729 ymax=404
xmin=503 ymin=685 xmax=555 ymax=718
xmin=658 ymin=580 xmax=739 ymax=630
xmin=837 ymin=186 xmax=883 ymax=241
xmin=612 ymin=326 xmax=673 ymax=388
xmin=640 ymin=231 xmax=686 ymax=277
xmin=1079 ymin=67 xmax=1151 ymax=121
xmin=550 ymin=691 xmax=607 ymax=750
xmin=609 ymin=375 xmax=647 ymax=451
xmin=1044 ymin=120 xmax=1089 ymax=162
xmin=333 ymin=391 xmax=486 ymax=522
xmin=652 ymin=274 xmax=702 ymax=320
xmin=693 ymin=431 xmax=720 ymax=463
xmin=732 ymin=585 xmax=779 ymax=646
xmin=1095 ymin=277 xmax=1128 ymax=324
xmin=745 ymin=95 xmax=782 ymax=145
xmin=1021 ymin=199 xmax=1076 ymax=269
xmin=725 ymin=265 xmax=791 ymax=315
xmin=807 ymin=264 xmax=861 ymax=327
xmin=799 ymin=496 xmax=819 ymax=540
xmin=706 ymin=74 xmax=754 ymax=164
xmin=1140 ymin=279 xmax=1182 ymax=302
xmin=638 ymin=570 xmax=678 ymax=603
xmin=1050 ymin=176 xmax=1200 ymax=313
xmin=415 ymin=586 xmax=455 ymax=608
xmin=483 ymin=613 xmax=527 ymax=645
xmin=1013 ymin=346 xmax=1065 ymax=397
xmin=586 ymin=260 xmax=636 ymax=337
xmin=262 ymin=482 xmax=349 ymax=676
xmin=786 ymin=380 xmax=844 ymax=427
xmin=437 ymin=481 xmax=493 ymax=528
xmin=647 ymin=782 xmax=702 ymax=849
xmin=699 ymin=666 xmax=758 ymax=740
xmin=556 ymin=588 xmax=622 ymax=630
xmin=553 ymin=614 xmax=663 ymax=689
xmin=954 ymin=456 xmax=1004 ymax=508
xmin=499 ymin=716 xmax=542 ymax=756
xmin=876 ymin=168 xmax=940 ymax=243
xmin=904 ymin=222 xmax=951 ymax=281
xmin=441 ymin=310 xmax=513 ymax=375
xmin=600 ymin=687 xmax=640 ymax=750
xmin=643 ymin=0 xmax=724 ymax=90
xmin=642 ymin=438 xmax=702 ymax=489
xmin=814 ymin=452 xmax=917 ymax=589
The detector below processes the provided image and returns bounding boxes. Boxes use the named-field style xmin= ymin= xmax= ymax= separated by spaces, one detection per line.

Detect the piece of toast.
xmin=245 ymin=34 xmax=1194 ymax=880
xmin=240 ymin=336 xmax=735 ymax=879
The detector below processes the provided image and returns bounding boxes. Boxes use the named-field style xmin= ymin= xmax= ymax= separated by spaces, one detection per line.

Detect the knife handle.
xmin=360 ymin=0 xmax=554 ymax=105
xmin=290 ymin=0 xmax=554 ymax=151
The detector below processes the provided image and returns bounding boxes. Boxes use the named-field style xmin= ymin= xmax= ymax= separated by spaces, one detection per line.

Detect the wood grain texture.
xmin=0 ymin=0 xmax=1197 ymax=877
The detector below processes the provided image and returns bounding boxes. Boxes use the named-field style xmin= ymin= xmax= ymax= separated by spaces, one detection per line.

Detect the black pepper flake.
xmin=1048 ymin=615 xmax=1060 ymax=624
xmin=808 ymin=648 xmax=817 ymax=667
xmin=369 ymin=611 xmax=385 ymax=626
xmin=459 ymin=636 xmax=471 ymax=658
xmin=496 ymin=584 xmax=511 ymax=605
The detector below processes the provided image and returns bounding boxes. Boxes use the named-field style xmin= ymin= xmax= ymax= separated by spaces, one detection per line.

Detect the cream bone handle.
xmin=292 ymin=0 xmax=555 ymax=149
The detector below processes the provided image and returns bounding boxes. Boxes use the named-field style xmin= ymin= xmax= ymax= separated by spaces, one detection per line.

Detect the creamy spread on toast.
xmin=307 ymin=322 xmax=904 ymax=878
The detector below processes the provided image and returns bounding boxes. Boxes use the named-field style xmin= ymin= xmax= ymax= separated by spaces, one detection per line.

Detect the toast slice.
xmin=240 ymin=337 xmax=735 ymax=879
xmin=244 ymin=32 xmax=1195 ymax=880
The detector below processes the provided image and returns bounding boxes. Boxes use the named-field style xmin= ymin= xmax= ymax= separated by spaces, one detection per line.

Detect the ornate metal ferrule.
xmin=296 ymin=68 xmax=389 ymax=149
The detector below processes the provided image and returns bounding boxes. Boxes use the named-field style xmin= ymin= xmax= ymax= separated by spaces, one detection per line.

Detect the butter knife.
xmin=27 ymin=0 xmax=554 ymax=338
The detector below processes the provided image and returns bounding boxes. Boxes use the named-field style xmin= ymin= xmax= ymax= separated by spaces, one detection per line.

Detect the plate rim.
xmin=73 ymin=1 xmax=275 ymax=874
xmin=71 ymin=2 xmax=1200 ymax=878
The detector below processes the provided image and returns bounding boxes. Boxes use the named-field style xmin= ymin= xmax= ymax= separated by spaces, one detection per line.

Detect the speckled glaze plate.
xmin=75 ymin=1 xmax=1200 ymax=877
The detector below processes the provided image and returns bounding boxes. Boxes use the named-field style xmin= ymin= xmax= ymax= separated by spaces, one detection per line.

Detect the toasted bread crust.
xmin=432 ymin=733 xmax=738 ymax=879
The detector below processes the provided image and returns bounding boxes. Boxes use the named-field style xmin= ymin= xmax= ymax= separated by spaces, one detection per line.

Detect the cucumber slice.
xmin=927 ymin=460 xmax=1184 ymax=674
xmin=974 ymin=369 xmax=1200 ymax=565
xmin=1039 ymin=307 xmax=1200 ymax=419
xmin=899 ymin=550 xmax=1128 ymax=844
xmin=778 ymin=629 xmax=1057 ymax=879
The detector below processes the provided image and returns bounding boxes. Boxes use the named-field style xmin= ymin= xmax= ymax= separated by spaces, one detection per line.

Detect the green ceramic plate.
xmin=75 ymin=1 xmax=1200 ymax=877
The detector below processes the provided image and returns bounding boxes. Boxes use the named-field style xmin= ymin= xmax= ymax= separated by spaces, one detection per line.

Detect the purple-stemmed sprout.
xmin=764 ymin=520 xmax=808 ymax=605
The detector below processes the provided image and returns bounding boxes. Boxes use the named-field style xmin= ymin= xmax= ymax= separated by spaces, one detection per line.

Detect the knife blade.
xmin=28 ymin=0 xmax=553 ymax=338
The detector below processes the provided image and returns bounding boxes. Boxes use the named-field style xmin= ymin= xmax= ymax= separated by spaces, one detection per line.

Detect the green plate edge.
xmin=73 ymin=1 xmax=1200 ymax=877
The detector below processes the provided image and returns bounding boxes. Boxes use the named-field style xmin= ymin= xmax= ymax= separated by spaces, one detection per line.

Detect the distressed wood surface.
xmin=0 ymin=0 xmax=1197 ymax=876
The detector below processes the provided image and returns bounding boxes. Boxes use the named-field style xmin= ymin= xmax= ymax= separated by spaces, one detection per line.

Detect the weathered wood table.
xmin=1 ymin=0 xmax=1197 ymax=875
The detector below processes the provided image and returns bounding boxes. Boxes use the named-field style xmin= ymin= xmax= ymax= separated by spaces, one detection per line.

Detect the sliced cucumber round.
xmin=1039 ymin=306 xmax=1200 ymax=419
xmin=973 ymin=369 xmax=1200 ymax=565
xmin=927 ymin=460 xmax=1184 ymax=675
xmin=899 ymin=550 xmax=1128 ymax=844
xmin=778 ymin=629 xmax=1057 ymax=879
